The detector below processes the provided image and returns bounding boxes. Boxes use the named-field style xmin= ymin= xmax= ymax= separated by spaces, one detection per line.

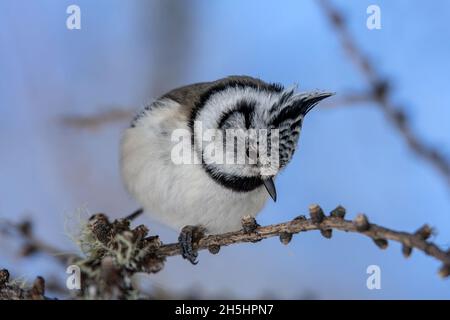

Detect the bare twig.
xmin=321 ymin=91 xmax=375 ymax=108
xmin=154 ymin=205 xmax=450 ymax=272
xmin=317 ymin=0 xmax=450 ymax=187
xmin=0 ymin=219 xmax=79 ymax=265
xmin=124 ymin=208 xmax=144 ymax=221
xmin=60 ymin=108 xmax=133 ymax=130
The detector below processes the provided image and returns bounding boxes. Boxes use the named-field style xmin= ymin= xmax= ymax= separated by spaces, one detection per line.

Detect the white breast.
xmin=120 ymin=99 xmax=268 ymax=234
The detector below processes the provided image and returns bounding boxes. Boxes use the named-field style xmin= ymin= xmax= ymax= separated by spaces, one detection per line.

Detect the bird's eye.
xmin=245 ymin=139 xmax=260 ymax=164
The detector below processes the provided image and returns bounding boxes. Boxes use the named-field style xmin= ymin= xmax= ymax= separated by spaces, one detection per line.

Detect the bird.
xmin=120 ymin=75 xmax=332 ymax=264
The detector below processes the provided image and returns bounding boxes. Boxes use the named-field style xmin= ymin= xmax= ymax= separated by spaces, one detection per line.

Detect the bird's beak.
xmin=263 ymin=178 xmax=277 ymax=202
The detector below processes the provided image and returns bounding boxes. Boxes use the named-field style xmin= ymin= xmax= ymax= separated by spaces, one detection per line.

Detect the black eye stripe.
xmin=217 ymin=99 xmax=256 ymax=129
xmin=217 ymin=111 xmax=239 ymax=129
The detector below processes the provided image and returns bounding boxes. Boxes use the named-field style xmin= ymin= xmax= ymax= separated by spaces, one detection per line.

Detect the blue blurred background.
xmin=1 ymin=0 xmax=449 ymax=299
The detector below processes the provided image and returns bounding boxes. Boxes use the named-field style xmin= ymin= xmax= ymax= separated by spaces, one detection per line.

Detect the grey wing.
xmin=130 ymin=81 xmax=213 ymax=127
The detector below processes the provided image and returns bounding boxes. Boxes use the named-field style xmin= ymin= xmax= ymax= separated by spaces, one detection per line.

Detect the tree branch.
xmin=2 ymin=204 xmax=449 ymax=299
xmin=82 ymin=205 xmax=450 ymax=282
xmin=152 ymin=205 xmax=450 ymax=274
xmin=317 ymin=0 xmax=450 ymax=187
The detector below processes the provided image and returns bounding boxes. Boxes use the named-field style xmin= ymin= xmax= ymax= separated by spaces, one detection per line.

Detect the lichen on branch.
xmin=1 ymin=204 xmax=449 ymax=300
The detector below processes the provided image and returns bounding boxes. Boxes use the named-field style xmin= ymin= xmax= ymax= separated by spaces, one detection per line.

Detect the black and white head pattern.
xmin=190 ymin=79 xmax=333 ymax=193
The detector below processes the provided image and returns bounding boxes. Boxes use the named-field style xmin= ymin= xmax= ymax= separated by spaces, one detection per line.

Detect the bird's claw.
xmin=178 ymin=225 xmax=204 ymax=265
xmin=241 ymin=215 xmax=260 ymax=234
xmin=241 ymin=215 xmax=262 ymax=243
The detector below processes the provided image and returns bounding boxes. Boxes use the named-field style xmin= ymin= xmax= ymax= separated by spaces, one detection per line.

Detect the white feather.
xmin=121 ymin=98 xmax=269 ymax=234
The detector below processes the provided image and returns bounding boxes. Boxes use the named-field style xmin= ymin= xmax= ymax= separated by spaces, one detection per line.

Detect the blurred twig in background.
xmin=1 ymin=204 xmax=449 ymax=299
xmin=318 ymin=0 xmax=450 ymax=187
xmin=0 ymin=218 xmax=78 ymax=264
xmin=321 ymin=91 xmax=375 ymax=108
xmin=61 ymin=1 xmax=193 ymax=132
xmin=61 ymin=107 xmax=134 ymax=130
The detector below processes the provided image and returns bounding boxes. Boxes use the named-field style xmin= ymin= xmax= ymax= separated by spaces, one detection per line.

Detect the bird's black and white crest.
xmin=268 ymin=89 xmax=334 ymax=169
xmin=188 ymin=76 xmax=333 ymax=193
xmin=121 ymin=76 xmax=333 ymax=235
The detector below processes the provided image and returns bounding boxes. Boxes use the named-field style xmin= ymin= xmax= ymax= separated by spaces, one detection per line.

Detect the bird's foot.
xmin=241 ymin=215 xmax=261 ymax=243
xmin=241 ymin=215 xmax=260 ymax=234
xmin=178 ymin=225 xmax=205 ymax=265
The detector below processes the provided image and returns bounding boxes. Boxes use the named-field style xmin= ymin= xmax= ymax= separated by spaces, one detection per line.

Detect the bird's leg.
xmin=178 ymin=225 xmax=205 ymax=265
xmin=241 ymin=215 xmax=260 ymax=234
xmin=241 ymin=215 xmax=262 ymax=243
